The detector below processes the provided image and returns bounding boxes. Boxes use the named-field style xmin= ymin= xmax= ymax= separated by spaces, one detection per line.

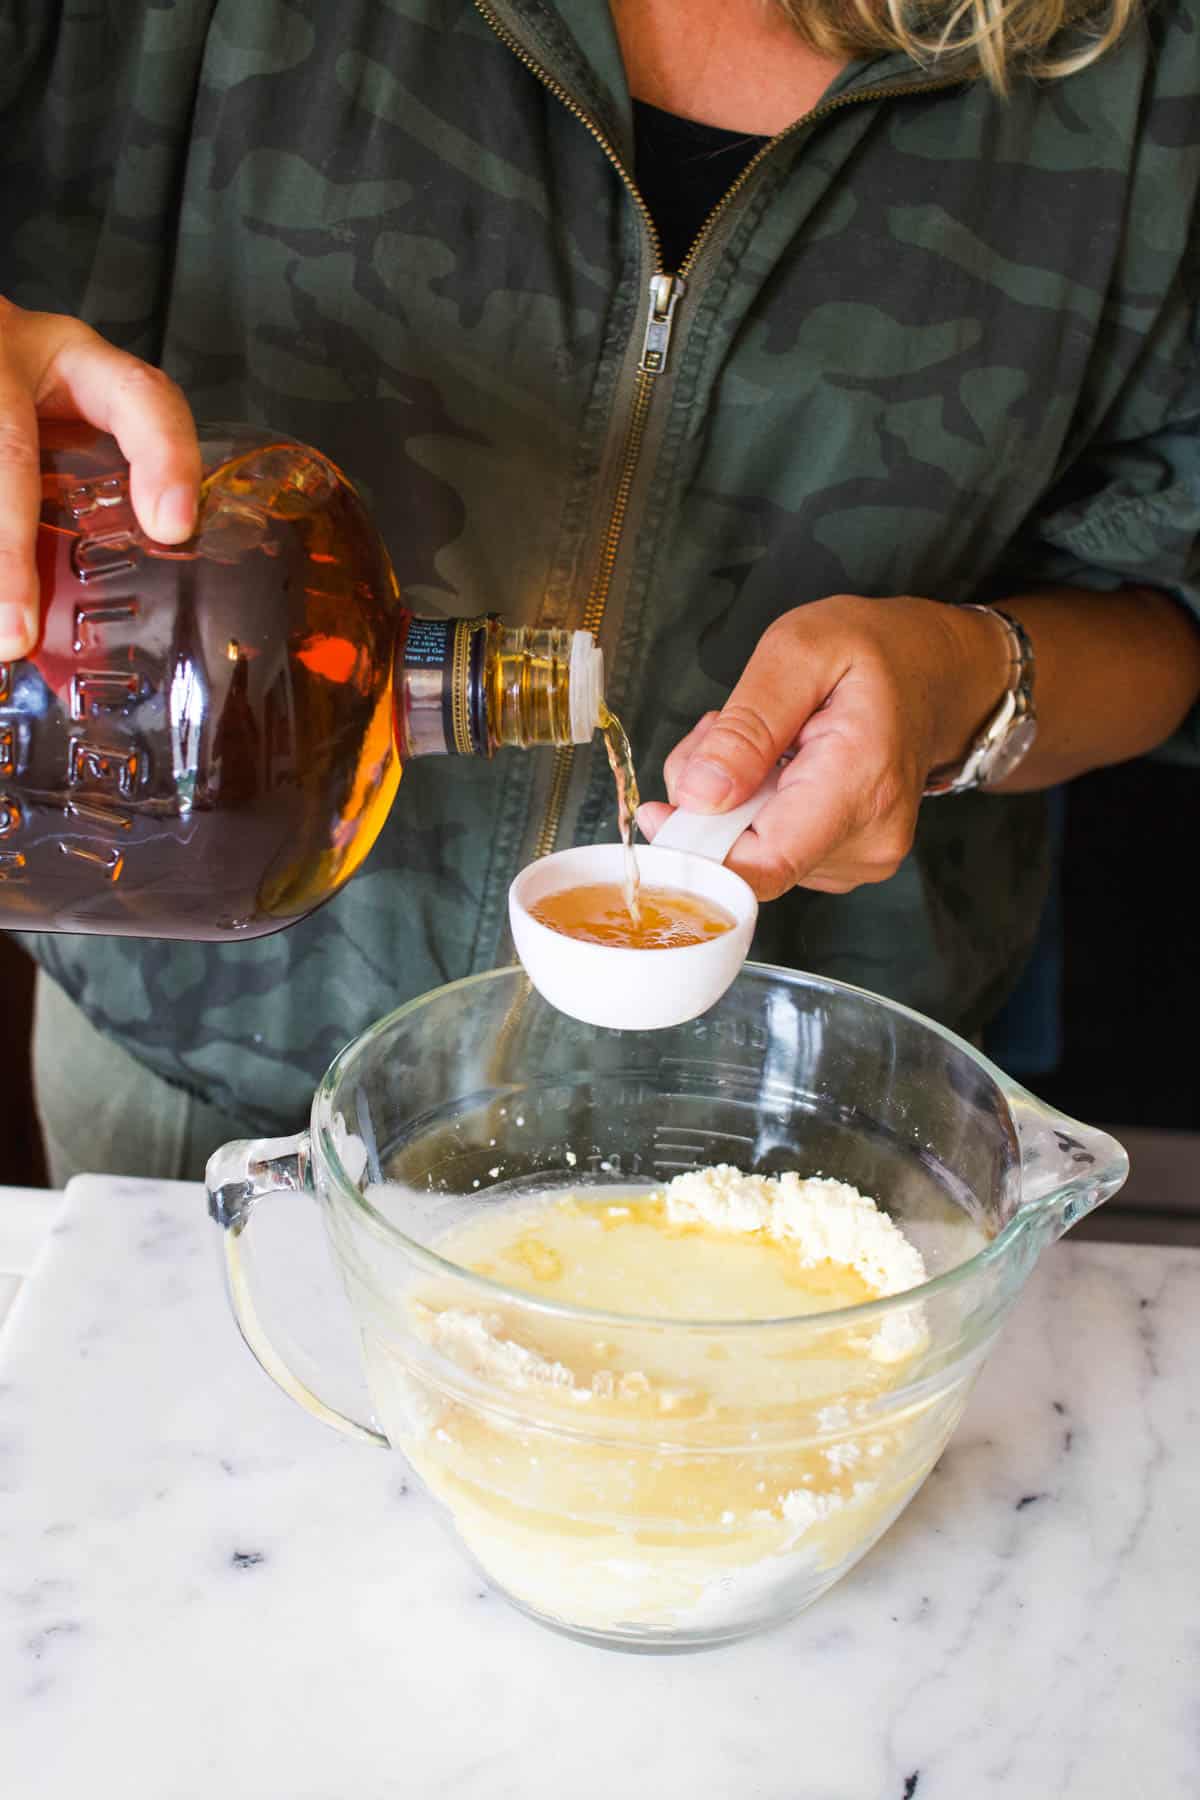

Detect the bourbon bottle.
xmin=0 ymin=423 xmax=604 ymax=939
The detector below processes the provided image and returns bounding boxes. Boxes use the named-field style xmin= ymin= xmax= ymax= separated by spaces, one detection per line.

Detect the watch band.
xmin=923 ymin=604 xmax=1038 ymax=796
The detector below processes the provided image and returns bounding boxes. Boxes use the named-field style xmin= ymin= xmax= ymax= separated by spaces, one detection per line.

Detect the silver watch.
xmin=924 ymin=604 xmax=1037 ymax=796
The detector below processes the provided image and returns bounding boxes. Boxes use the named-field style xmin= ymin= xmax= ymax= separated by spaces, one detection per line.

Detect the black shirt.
xmin=632 ymin=99 xmax=767 ymax=273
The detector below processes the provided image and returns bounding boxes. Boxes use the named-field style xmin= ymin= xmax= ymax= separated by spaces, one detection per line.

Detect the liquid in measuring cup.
xmin=528 ymin=882 xmax=736 ymax=949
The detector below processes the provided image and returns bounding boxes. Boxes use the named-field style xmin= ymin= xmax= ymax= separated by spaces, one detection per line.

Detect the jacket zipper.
xmin=472 ymin=0 xmax=961 ymax=859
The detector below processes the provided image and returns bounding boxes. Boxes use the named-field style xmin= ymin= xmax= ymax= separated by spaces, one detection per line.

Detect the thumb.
xmin=673 ymin=623 xmax=832 ymax=813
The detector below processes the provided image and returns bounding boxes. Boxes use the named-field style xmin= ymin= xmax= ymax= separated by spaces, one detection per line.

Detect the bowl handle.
xmin=206 ymin=1132 xmax=388 ymax=1447
xmin=1003 ymin=1084 xmax=1130 ymax=1239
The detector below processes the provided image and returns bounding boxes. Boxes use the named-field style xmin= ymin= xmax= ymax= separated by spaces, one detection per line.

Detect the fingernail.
xmin=152 ymin=483 xmax=197 ymax=542
xmin=677 ymin=758 xmax=734 ymax=809
xmin=0 ymin=600 xmax=37 ymax=658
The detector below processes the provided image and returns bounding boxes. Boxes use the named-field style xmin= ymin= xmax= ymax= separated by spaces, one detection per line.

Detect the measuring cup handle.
xmin=650 ymin=768 xmax=780 ymax=863
xmin=207 ymin=1132 xmax=389 ymax=1447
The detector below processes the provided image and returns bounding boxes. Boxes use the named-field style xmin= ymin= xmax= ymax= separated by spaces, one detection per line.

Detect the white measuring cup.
xmin=508 ymin=773 xmax=777 ymax=1030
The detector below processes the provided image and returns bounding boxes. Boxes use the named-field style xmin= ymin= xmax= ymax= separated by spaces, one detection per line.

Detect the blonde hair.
xmin=773 ymin=0 xmax=1138 ymax=94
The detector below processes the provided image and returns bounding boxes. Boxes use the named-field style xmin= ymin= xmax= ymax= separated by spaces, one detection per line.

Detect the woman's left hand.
xmin=637 ymin=594 xmax=1008 ymax=901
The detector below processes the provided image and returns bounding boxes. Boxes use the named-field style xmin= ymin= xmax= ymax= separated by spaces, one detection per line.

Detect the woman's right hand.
xmin=0 ymin=298 xmax=202 ymax=660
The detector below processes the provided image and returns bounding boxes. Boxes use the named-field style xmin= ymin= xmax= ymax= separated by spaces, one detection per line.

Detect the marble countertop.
xmin=2 ymin=1174 xmax=1197 ymax=1799
xmin=0 ymin=1184 xmax=56 ymax=1331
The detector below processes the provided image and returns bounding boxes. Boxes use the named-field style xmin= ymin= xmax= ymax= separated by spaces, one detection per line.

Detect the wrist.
xmin=928 ymin=600 xmax=1016 ymax=773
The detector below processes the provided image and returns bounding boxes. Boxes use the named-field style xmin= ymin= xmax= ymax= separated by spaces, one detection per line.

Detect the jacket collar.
xmin=473 ymin=0 xmax=961 ymax=162
xmin=474 ymin=0 xmax=637 ymax=159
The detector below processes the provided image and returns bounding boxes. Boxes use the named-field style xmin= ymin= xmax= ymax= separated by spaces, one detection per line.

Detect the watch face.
xmin=987 ymin=715 xmax=1038 ymax=784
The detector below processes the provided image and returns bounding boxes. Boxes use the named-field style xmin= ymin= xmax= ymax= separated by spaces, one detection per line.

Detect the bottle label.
xmin=401 ymin=618 xmax=454 ymax=671
xmin=399 ymin=616 xmax=488 ymax=757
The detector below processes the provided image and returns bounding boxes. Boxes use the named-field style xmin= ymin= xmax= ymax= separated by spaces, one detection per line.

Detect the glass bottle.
xmin=0 ymin=422 xmax=604 ymax=940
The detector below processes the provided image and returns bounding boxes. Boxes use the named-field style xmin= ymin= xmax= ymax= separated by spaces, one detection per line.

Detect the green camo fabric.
xmin=1 ymin=0 xmax=1198 ymax=1132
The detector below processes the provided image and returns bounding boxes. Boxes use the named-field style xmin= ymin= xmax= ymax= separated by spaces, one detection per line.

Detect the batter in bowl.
xmin=361 ymin=1166 xmax=965 ymax=1639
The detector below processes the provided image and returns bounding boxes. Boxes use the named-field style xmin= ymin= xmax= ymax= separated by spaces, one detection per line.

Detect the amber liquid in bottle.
xmin=0 ymin=423 xmax=599 ymax=940
xmin=528 ymin=883 xmax=736 ymax=948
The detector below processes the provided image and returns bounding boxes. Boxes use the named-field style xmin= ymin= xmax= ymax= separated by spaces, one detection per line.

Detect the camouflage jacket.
xmin=2 ymin=0 xmax=1198 ymax=1132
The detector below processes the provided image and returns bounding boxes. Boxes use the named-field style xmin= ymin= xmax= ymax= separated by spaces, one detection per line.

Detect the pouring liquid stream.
xmin=533 ymin=704 xmax=738 ymax=948
xmin=599 ymin=703 xmax=642 ymax=927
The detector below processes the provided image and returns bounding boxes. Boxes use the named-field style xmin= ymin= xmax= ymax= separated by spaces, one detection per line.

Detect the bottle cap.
xmin=568 ymin=632 xmax=605 ymax=744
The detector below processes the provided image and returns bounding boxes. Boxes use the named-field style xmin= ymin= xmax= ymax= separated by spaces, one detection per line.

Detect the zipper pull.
xmin=639 ymin=273 xmax=686 ymax=375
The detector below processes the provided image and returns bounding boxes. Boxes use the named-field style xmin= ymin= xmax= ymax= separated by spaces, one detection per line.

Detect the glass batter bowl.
xmin=207 ymin=964 xmax=1127 ymax=1653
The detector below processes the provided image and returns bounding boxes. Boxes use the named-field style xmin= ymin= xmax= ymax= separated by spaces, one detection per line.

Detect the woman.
xmin=0 ymin=0 xmax=1197 ymax=1183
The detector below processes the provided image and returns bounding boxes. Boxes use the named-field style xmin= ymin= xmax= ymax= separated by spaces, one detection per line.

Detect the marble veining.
xmin=1 ymin=1175 xmax=1197 ymax=1799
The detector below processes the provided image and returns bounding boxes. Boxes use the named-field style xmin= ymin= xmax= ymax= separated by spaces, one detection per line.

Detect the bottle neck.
xmin=395 ymin=617 xmax=604 ymax=759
